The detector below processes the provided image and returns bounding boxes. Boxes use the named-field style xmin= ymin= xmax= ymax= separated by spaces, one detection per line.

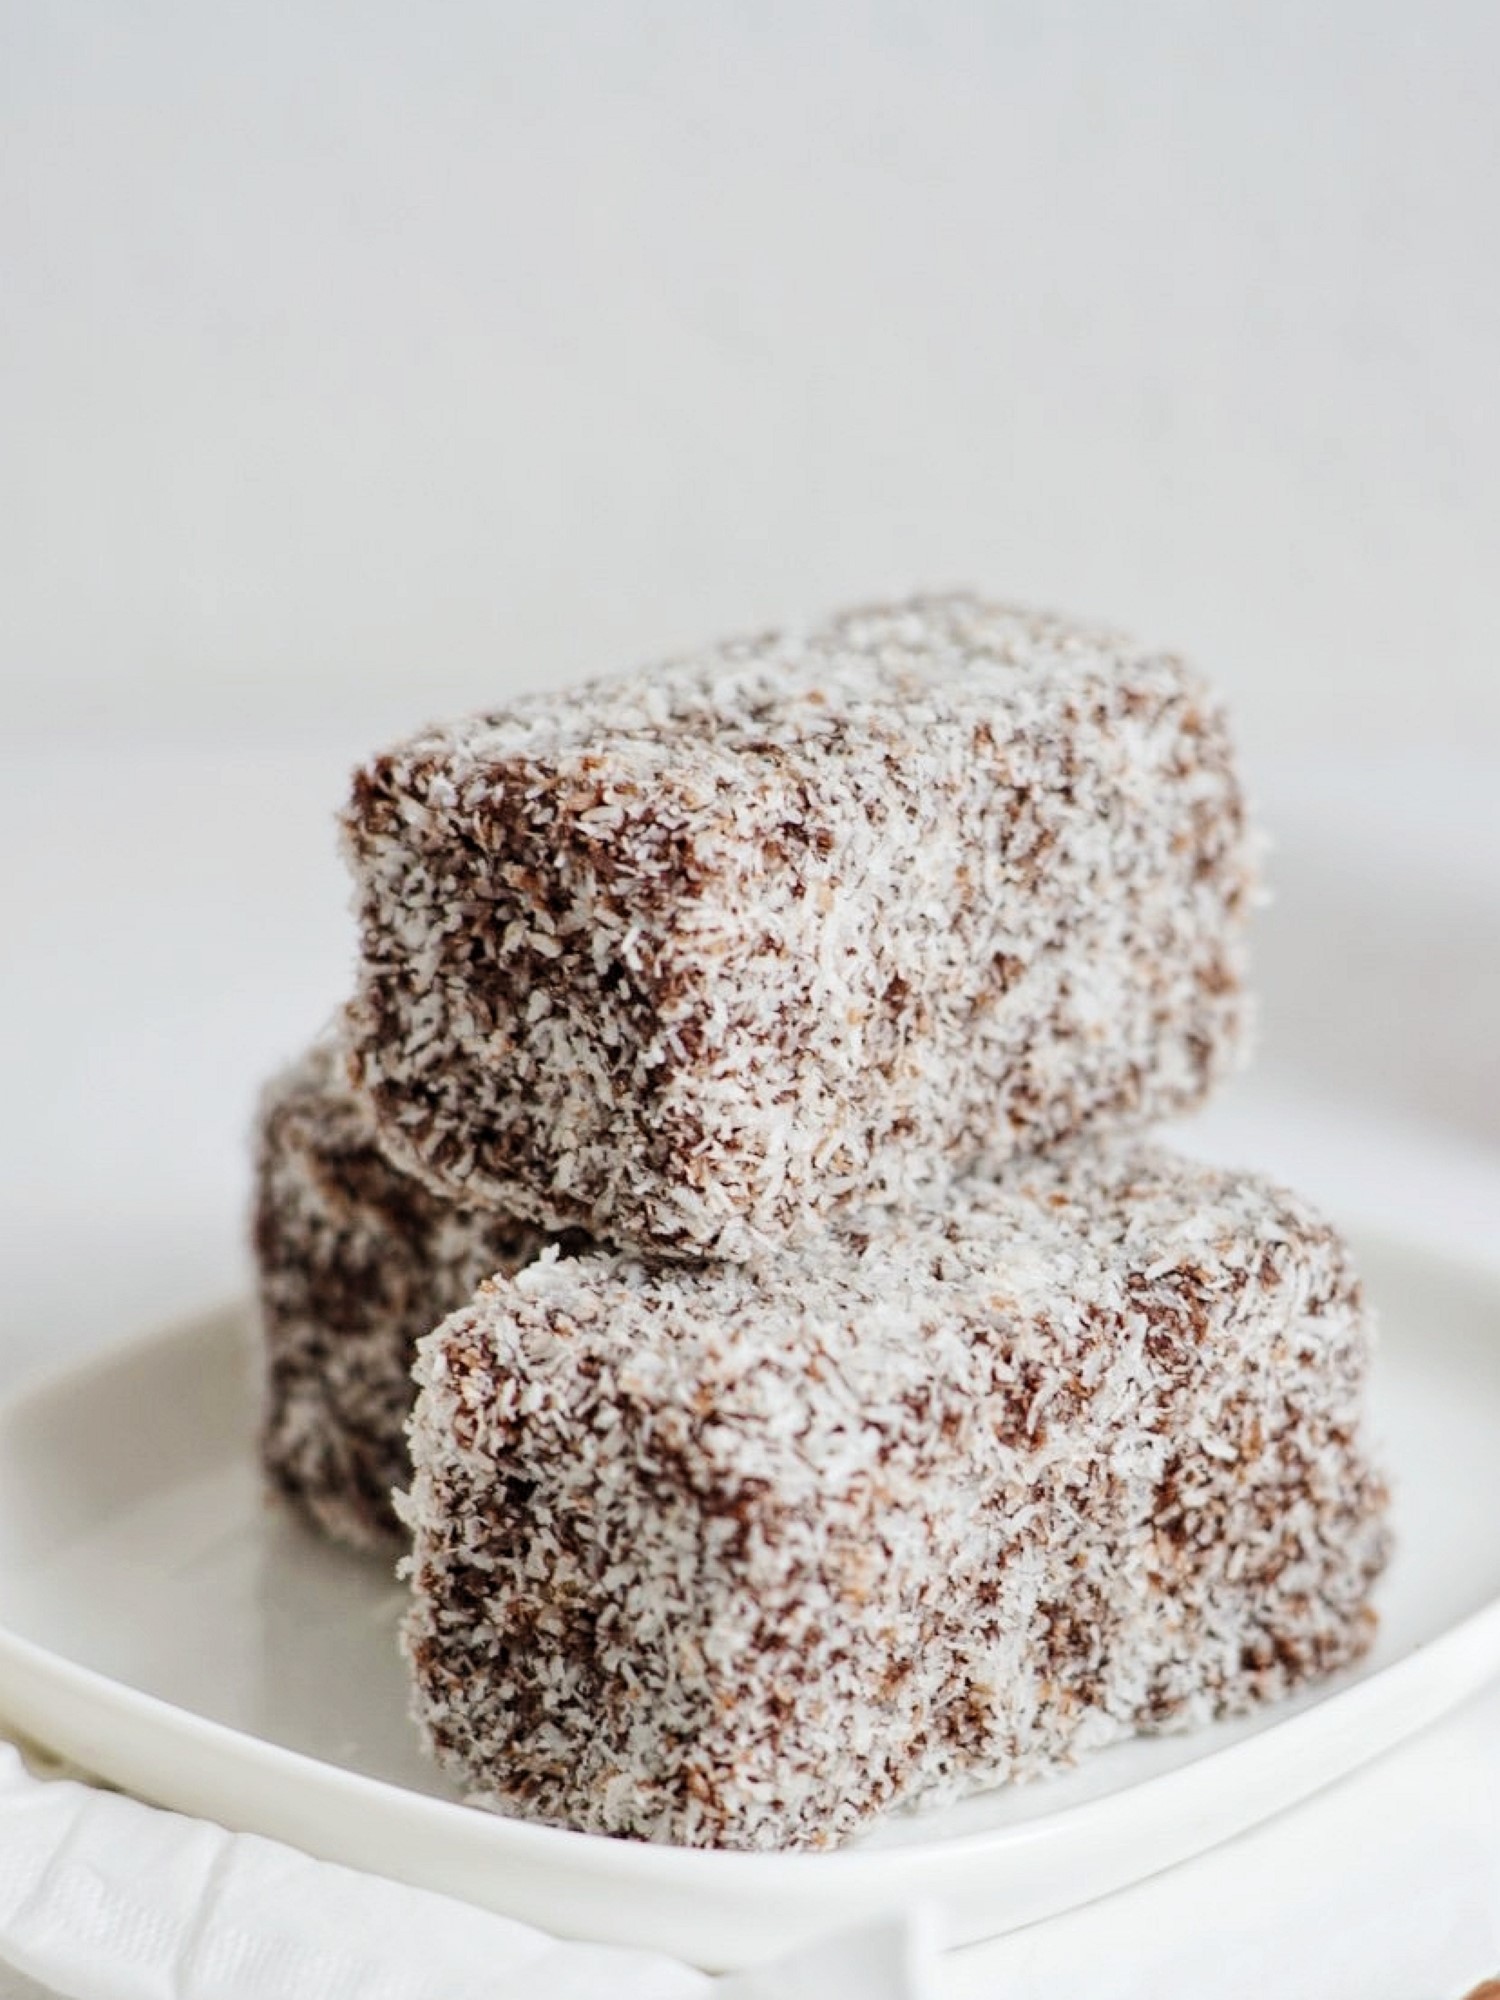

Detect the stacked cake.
xmin=252 ymin=593 xmax=1390 ymax=1850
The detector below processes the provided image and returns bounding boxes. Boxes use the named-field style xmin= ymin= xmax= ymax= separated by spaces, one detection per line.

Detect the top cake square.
xmin=342 ymin=594 xmax=1254 ymax=1258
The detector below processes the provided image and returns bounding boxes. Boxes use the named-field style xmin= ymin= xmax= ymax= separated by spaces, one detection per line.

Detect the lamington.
xmin=401 ymin=1141 xmax=1389 ymax=1850
xmin=252 ymin=1036 xmax=559 ymax=1550
xmin=342 ymin=594 xmax=1257 ymax=1262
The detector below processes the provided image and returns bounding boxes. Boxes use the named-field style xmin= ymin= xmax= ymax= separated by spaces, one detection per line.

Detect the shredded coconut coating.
xmin=251 ymin=1037 xmax=563 ymax=1550
xmin=401 ymin=1142 xmax=1389 ymax=1850
xmin=342 ymin=593 xmax=1256 ymax=1261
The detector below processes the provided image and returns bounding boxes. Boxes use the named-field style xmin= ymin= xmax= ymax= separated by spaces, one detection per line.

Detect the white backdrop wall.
xmin=3 ymin=0 xmax=1497 ymax=758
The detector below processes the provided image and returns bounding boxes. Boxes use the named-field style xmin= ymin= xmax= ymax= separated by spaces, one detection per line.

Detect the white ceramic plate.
xmin=1 ymin=1231 xmax=1498 ymax=1970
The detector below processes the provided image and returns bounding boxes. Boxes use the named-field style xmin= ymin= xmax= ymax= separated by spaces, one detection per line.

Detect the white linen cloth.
xmin=0 ymin=1744 xmax=931 ymax=2000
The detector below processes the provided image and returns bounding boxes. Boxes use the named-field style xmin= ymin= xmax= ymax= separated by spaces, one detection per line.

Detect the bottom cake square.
xmin=402 ymin=1142 xmax=1390 ymax=1849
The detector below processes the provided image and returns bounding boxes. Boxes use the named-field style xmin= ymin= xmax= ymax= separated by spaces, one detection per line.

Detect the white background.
xmin=4 ymin=1 xmax=1500 ymax=761
xmin=2 ymin=6 xmax=1499 ymax=1997
xmin=3 ymin=0 xmax=1497 ymax=1368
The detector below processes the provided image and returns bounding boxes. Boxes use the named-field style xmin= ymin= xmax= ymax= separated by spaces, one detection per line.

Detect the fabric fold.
xmin=0 ymin=1745 xmax=931 ymax=2000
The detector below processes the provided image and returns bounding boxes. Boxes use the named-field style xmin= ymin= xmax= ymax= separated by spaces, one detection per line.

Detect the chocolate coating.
xmin=343 ymin=594 xmax=1256 ymax=1260
xmin=403 ymin=1142 xmax=1389 ymax=1849
xmin=252 ymin=1037 xmax=561 ymax=1549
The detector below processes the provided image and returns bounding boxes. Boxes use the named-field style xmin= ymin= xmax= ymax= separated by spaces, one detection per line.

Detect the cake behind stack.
xmin=253 ymin=1038 xmax=572 ymax=1550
